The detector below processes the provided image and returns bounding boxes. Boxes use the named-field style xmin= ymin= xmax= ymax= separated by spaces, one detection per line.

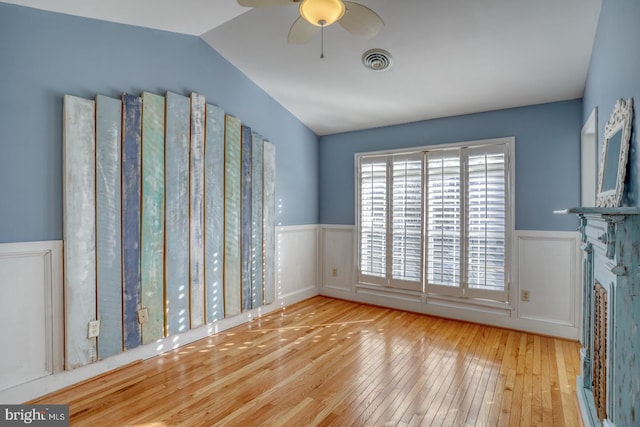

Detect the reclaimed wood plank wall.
xmin=141 ymin=92 xmax=165 ymax=344
xmin=63 ymin=95 xmax=97 ymax=369
xmin=165 ymin=92 xmax=191 ymax=336
xmin=95 ymin=94 xmax=123 ymax=360
xmin=205 ymin=104 xmax=225 ymax=324
xmin=251 ymin=132 xmax=264 ymax=308
xmin=62 ymin=90 xmax=275 ymax=369
xmin=224 ymin=115 xmax=242 ymax=318
xmin=189 ymin=93 xmax=206 ymax=329
xmin=121 ymin=94 xmax=143 ymax=352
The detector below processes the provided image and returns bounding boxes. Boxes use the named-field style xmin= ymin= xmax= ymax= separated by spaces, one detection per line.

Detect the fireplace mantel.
xmin=557 ymin=208 xmax=640 ymax=426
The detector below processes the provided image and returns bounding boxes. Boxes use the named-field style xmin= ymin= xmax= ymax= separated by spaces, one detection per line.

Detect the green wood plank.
xmin=224 ymin=115 xmax=242 ymax=317
xmin=263 ymin=140 xmax=276 ymax=305
xmin=140 ymin=92 xmax=165 ymax=343
xmin=205 ymin=104 xmax=225 ymax=323
xmin=165 ymin=92 xmax=190 ymax=335
xmin=63 ymin=94 xmax=97 ymax=369
xmin=95 ymin=94 xmax=123 ymax=359
xmin=251 ymin=132 xmax=264 ymax=308
xmin=190 ymin=93 xmax=205 ymax=328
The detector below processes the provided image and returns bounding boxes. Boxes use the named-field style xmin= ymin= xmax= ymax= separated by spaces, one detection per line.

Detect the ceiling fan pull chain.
xmin=320 ymin=19 xmax=326 ymax=58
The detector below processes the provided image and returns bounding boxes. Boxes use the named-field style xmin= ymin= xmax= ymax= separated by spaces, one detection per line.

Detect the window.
xmin=357 ymin=139 xmax=511 ymax=302
xmin=359 ymin=153 xmax=423 ymax=291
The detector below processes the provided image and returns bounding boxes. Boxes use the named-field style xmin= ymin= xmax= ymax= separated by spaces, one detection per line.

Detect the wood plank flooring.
xmin=31 ymin=297 xmax=582 ymax=426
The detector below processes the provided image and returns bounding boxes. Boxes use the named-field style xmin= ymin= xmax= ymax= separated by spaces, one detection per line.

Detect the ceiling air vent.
xmin=361 ymin=49 xmax=392 ymax=71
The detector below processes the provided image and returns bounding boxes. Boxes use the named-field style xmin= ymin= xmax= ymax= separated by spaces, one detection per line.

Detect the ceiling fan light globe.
xmin=299 ymin=0 xmax=345 ymax=27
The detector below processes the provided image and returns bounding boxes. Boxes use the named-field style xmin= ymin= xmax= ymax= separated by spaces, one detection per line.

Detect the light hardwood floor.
xmin=31 ymin=296 xmax=582 ymax=426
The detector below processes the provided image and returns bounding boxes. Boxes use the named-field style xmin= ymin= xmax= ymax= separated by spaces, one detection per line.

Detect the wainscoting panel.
xmin=320 ymin=226 xmax=354 ymax=291
xmin=275 ymin=225 xmax=319 ymax=301
xmin=514 ymin=230 xmax=581 ymax=328
xmin=320 ymin=225 xmax=581 ymax=339
xmin=0 ymin=241 xmax=63 ymax=392
xmin=0 ymin=230 xmax=319 ymax=403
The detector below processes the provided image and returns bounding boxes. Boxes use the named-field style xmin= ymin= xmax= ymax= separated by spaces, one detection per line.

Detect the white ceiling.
xmin=5 ymin=0 xmax=602 ymax=136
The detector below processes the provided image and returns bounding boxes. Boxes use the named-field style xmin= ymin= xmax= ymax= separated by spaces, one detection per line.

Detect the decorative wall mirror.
xmin=596 ymin=98 xmax=633 ymax=207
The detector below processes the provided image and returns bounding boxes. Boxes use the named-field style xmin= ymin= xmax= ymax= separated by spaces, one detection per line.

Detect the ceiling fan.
xmin=237 ymin=0 xmax=384 ymax=57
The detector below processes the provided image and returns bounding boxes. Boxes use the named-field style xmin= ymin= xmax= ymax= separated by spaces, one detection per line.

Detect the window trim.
xmin=355 ymin=137 xmax=515 ymax=303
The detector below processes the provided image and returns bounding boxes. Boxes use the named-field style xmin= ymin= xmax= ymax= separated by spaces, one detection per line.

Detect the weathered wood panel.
xmin=95 ymin=94 xmax=123 ymax=359
xmin=251 ymin=132 xmax=264 ymax=308
xmin=165 ymin=92 xmax=190 ymax=335
xmin=140 ymin=92 xmax=165 ymax=344
xmin=204 ymin=104 xmax=225 ymax=323
xmin=263 ymin=140 xmax=276 ymax=305
xmin=224 ymin=115 xmax=242 ymax=317
xmin=190 ymin=93 xmax=206 ymax=328
xmin=63 ymin=95 xmax=97 ymax=369
xmin=241 ymin=125 xmax=252 ymax=312
xmin=122 ymin=93 xmax=143 ymax=351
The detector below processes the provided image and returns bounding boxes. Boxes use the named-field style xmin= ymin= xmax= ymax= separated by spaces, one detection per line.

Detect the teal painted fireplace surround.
xmin=560 ymin=208 xmax=640 ymax=426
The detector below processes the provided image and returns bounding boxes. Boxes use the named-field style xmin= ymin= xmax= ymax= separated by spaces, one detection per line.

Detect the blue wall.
xmin=583 ymin=2 xmax=640 ymax=425
xmin=319 ymin=100 xmax=582 ymax=231
xmin=583 ymin=0 xmax=640 ymax=207
xmin=0 ymin=3 xmax=319 ymax=243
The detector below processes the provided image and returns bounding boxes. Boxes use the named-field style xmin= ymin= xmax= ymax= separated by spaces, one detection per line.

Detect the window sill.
xmin=425 ymin=293 xmax=514 ymax=312
xmin=354 ymin=282 xmax=514 ymax=314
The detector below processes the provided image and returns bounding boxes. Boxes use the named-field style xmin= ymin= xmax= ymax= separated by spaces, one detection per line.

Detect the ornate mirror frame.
xmin=596 ymin=98 xmax=633 ymax=207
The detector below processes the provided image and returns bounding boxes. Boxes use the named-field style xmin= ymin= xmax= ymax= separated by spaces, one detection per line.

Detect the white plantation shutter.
xmin=357 ymin=139 xmax=510 ymax=302
xmin=426 ymin=150 xmax=462 ymax=290
xmin=391 ymin=155 xmax=423 ymax=289
xmin=358 ymin=154 xmax=423 ymax=290
xmin=359 ymin=158 xmax=388 ymax=283
xmin=466 ymin=145 xmax=507 ymax=300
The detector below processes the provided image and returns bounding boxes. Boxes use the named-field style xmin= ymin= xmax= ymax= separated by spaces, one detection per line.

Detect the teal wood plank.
xmin=263 ymin=141 xmax=276 ymax=305
xmin=62 ymin=94 xmax=97 ymax=369
xmin=241 ymin=125 xmax=252 ymax=312
xmin=165 ymin=92 xmax=190 ymax=336
xmin=95 ymin=94 xmax=123 ymax=359
xmin=251 ymin=132 xmax=264 ymax=308
xmin=224 ymin=115 xmax=242 ymax=317
xmin=205 ymin=104 xmax=225 ymax=323
xmin=190 ymin=93 xmax=206 ymax=328
xmin=140 ymin=92 xmax=165 ymax=343
xmin=122 ymin=93 xmax=142 ymax=351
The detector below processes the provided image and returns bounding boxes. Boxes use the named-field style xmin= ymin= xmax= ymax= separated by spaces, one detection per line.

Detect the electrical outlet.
xmin=332 ymin=268 xmax=338 ymax=277
xmin=87 ymin=320 xmax=100 ymax=338
xmin=521 ymin=290 xmax=531 ymax=302
xmin=137 ymin=308 xmax=149 ymax=324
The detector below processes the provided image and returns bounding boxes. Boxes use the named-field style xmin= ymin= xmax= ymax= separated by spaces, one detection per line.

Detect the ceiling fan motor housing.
xmin=299 ymin=0 xmax=346 ymax=26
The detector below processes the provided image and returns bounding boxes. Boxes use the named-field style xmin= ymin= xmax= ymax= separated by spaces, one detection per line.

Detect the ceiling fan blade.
xmin=237 ymin=0 xmax=296 ymax=7
xmin=288 ymin=17 xmax=320 ymax=44
xmin=339 ymin=1 xmax=384 ymax=39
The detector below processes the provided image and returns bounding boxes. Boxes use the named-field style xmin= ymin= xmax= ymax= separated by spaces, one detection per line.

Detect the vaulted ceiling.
xmin=4 ymin=0 xmax=602 ymax=135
